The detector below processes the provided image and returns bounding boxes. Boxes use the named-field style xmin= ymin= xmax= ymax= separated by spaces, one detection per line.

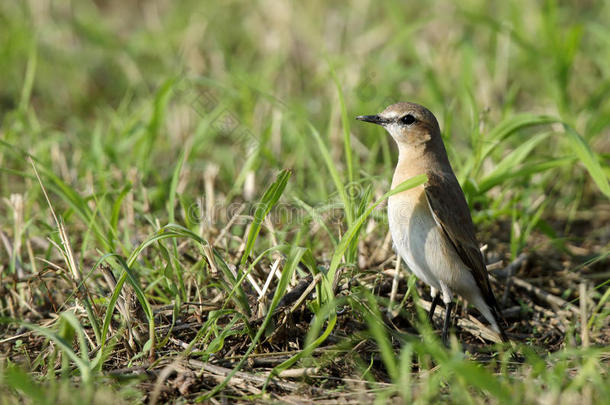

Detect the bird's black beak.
xmin=356 ymin=115 xmax=385 ymax=125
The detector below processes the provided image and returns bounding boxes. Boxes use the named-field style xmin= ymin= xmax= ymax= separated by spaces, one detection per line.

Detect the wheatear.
xmin=357 ymin=102 xmax=509 ymax=345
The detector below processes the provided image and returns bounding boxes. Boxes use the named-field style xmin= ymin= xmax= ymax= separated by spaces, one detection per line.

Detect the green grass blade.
xmin=484 ymin=131 xmax=552 ymax=177
xmin=18 ymin=40 xmax=37 ymax=112
xmin=309 ymin=123 xmax=354 ymax=226
xmin=59 ymin=311 xmax=90 ymax=364
xmin=168 ymin=147 xmax=187 ymax=223
xmin=126 ymin=224 xmax=207 ymax=267
xmin=329 ymin=65 xmax=354 ymax=185
xmin=562 ymin=124 xmax=610 ymax=197
xmin=211 ymin=249 xmax=251 ymax=316
xmin=111 ymin=256 xmax=155 ymax=358
xmin=482 ymin=157 xmax=575 ymax=193
xmin=481 ymin=114 xmax=557 ymax=162
xmin=34 ymin=165 xmax=112 ymax=250
xmin=240 ymin=169 xmax=291 ymax=267
xmin=363 ymin=290 xmax=398 ymax=380
xmin=110 ymin=184 xmax=132 ymax=238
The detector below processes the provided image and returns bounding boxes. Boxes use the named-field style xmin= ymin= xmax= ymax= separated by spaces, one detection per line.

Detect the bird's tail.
xmin=478 ymin=285 xmax=511 ymax=343
xmin=489 ymin=304 xmax=510 ymax=343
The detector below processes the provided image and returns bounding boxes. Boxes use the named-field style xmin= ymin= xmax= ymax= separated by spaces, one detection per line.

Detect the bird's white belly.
xmin=388 ymin=194 xmax=463 ymax=292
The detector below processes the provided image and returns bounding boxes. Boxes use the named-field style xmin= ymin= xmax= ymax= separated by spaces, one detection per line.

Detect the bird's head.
xmin=356 ymin=102 xmax=441 ymax=147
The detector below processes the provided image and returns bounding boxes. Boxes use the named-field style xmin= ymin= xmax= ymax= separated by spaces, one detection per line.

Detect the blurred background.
xmin=2 ymin=0 xmax=608 ymax=262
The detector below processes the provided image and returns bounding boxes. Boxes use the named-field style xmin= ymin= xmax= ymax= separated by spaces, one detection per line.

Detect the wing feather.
xmin=423 ymin=172 xmax=497 ymax=308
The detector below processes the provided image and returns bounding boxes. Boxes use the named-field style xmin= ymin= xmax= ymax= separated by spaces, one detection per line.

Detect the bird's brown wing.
xmin=424 ymin=172 xmax=496 ymax=307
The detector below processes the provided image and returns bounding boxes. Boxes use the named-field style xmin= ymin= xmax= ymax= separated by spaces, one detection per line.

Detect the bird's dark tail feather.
xmin=488 ymin=296 xmax=522 ymax=362
xmin=490 ymin=305 xmax=510 ymax=343
xmin=482 ymin=282 xmax=510 ymax=340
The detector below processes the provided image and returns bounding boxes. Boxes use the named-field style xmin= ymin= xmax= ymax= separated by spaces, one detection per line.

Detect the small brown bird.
xmin=357 ymin=102 xmax=509 ymax=345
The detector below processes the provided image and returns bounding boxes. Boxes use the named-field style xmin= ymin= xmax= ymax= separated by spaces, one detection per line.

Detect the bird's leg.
xmin=427 ymin=293 xmax=441 ymax=324
xmin=441 ymin=302 xmax=455 ymax=346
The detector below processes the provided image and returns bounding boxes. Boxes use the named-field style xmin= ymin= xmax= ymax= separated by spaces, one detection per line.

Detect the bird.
xmin=356 ymin=102 xmax=509 ymax=345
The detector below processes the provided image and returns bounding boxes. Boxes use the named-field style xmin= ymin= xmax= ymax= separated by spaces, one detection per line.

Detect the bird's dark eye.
xmin=400 ymin=114 xmax=417 ymax=125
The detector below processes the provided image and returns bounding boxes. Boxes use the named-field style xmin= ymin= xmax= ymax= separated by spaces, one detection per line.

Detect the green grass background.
xmin=0 ymin=0 xmax=609 ymax=403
